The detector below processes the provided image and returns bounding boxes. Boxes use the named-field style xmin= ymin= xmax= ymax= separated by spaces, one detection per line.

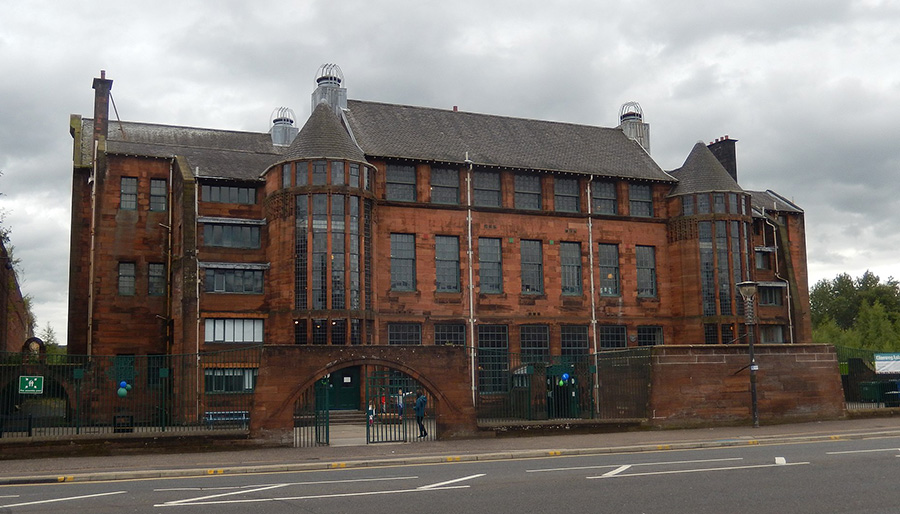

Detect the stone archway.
xmin=251 ymin=345 xmax=477 ymax=443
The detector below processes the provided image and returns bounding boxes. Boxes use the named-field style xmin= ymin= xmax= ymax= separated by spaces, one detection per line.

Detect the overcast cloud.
xmin=1 ymin=0 xmax=898 ymax=346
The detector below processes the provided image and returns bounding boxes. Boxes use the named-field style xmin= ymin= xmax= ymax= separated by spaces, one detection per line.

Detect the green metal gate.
xmin=364 ymin=368 xmax=432 ymax=443
xmin=293 ymin=376 xmax=331 ymax=447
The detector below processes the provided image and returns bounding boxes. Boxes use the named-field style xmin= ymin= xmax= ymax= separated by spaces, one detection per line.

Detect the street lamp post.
xmin=736 ymin=281 xmax=759 ymax=428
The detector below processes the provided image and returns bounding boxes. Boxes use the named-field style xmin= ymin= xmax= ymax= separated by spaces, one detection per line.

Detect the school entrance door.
xmin=327 ymin=366 xmax=360 ymax=410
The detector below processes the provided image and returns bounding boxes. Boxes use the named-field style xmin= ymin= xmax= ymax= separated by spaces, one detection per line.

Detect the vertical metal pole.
xmin=745 ymin=295 xmax=759 ymax=428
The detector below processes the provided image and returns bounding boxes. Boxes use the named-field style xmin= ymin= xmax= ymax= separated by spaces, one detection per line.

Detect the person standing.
xmin=414 ymin=390 xmax=428 ymax=438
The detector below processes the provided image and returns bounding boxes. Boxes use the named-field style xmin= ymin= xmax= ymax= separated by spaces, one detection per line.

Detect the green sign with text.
xmin=19 ymin=375 xmax=44 ymax=395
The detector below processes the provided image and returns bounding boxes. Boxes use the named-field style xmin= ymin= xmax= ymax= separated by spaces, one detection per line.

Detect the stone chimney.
xmin=707 ymin=136 xmax=738 ymax=182
xmin=91 ymin=70 xmax=113 ymax=146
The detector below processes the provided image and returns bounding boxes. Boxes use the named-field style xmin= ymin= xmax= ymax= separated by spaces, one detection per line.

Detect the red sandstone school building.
xmin=65 ymin=65 xmax=817 ymax=434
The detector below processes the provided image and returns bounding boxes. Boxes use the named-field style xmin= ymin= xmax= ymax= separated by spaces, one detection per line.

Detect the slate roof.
xmin=668 ymin=142 xmax=743 ymax=196
xmin=343 ymin=100 xmax=675 ymax=182
xmin=748 ymin=190 xmax=803 ymax=214
xmin=78 ymin=119 xmax=283 ymax=181
xmin=281 ymin=103 xmax=366 ymax=163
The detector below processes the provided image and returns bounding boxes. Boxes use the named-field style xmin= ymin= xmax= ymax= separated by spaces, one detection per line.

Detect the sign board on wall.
xmin=874 ymin=354 xmax=900 ymax=374
xmin=19 ymin=376 xmax=44 ymax=394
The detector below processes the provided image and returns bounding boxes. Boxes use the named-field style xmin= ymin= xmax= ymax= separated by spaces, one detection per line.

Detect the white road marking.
xmin=0 ymin=495 xmax=20 ymax=499
xmin=602 ymin=465 xmax=632 ymax=477
xmin=827 ymin=448 xmax=900 ymax=455
xmin=156 ymin=485 xmax=471 ymax=506
xmin=0 ymin=490 xmax=126 ymax=508
xmin=154 ymin=487 xmax=243 ymax=492
xmin=527 ymin=457 xmax=744 ymax=473
xmin=587 ymin=461 xmax=809 ymax=479
xmin=418 ymin=474 xmax=486 ymax=490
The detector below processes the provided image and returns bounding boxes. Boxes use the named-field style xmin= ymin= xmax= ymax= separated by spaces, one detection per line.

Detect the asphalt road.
xmin=2 ymin=434 xmax=900 ymax=513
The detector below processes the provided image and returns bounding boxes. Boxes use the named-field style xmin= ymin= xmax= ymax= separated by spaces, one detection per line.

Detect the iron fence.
xmin=0 ymin=346 xmax=261 ymax=439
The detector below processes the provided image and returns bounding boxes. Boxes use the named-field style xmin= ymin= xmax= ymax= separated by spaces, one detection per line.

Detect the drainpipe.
xmin=764 ymin=213 xmax=794 ymax=343
xmin=586 ymin=177 xmax=600 ymax=415
xmin=465 ymin=153 xmax=477 ymax=405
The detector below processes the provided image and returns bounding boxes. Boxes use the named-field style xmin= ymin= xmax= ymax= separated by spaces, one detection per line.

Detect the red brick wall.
xmin=649 ymin=344 xmax=845 ymax=427
xmin=0 ymin=243 xmax=31 ymax=352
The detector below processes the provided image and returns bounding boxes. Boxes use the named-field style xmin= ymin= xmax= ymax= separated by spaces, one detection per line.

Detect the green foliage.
xmin=812 ymin=271 xmax=900 ymax=351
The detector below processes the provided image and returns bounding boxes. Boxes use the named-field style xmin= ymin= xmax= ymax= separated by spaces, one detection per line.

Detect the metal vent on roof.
xmin=270 ymin=107 xmax=298 ymax=146
xmin=311 ymin=63 xmax=348 ymax=116
xmin=316 ymin=63 xmax=344 ymax=87
xmin=618 ymin=101 xmax=650 ymax=154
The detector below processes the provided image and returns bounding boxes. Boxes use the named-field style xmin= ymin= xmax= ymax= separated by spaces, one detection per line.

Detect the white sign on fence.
xmin=874 ymin=353 xmax=900 ymax=374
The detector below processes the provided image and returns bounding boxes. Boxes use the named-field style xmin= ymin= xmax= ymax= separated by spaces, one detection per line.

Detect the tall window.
xmin=473 ymin=170 xmax=501 ymax=207
xmin=636 ymin=245 xmax=657 ymax=297
xmin=431 ymin=167 xmax=459 ymax=204
xmin=514 ymin=174 xmax=542 ymax=210
xmin=313 ymin=319 xmax=327 ymax=344
xmin=697 ymin=194 xmax=710 ymax=214
xmin=637 ymin=326 xmax=663 ymax=346
xmin=148 ymin=263 xmax=165 ymax=296
xmin=331 ymin=161 xmax=345 ymax=186
xmin=435 ymin=324 xmax=466 ymax=345
xmin=386 ymin=164 xmax=417 ymax=202
xmin=205 ymin=318 xmax=264 ymax=343
xmin=682 ymin=195 xmax=694 ymax=215
xmin=713 ymin=193 xmax=726 ymax=213
xmin=554 ymin=177 xmax=579 ymax=212
xmin=629 ymin=184 xmax=652 ymax=217
xmin=599 ymin=325 xmax=627 ymax=349
xmin=716 ymin=221 xmax=732 ymax=315
xmin=520 ymin=325 xmax=549 ymax=364
xmin=331 ymin=319 xmax=346 ymax=345
xmin=598 ymin=243 xmax=620 ymax=296
xmin=560 ymin=326 xmax=589 ymax=361
xmin=312 ymin=194 xmax=327 ymax=309
xmin=296 ymin=163 xmax=308 ymax=186
xmin=332 ymin=195 xmax=346 ymax=309
xmin=477 ymin=325 xmax=508 ymax=393
xmin=349 ymin=163 xmax=360 ymax=188
xmin=592 ymin=181 xmax=617 ymax=215
xmin=118 ymin=262 xmax=135 ymax=296
xmin=478 ymin=237 xmax=502 ymax=294
xmin=520 ymin=240 xmax=543 ymax=294
xmin=120 ymin=177 xmax=137 ymax=210
xmin=390 ymin=233 xmax=416 ymax=291
xmin=435 ymin=235 xmax=460 ymax=292
xmin=560 ymin=242 xmax=582 ymax=295
xmin=388 ymin=323 xmax=421 ymax=345
xmin=282 ymin=163 xmax=291 ymax=188
xmin=150 ymin=179 xmax=167 ymax=211
xmin=700 ymin=222 xmax=716 ymax=315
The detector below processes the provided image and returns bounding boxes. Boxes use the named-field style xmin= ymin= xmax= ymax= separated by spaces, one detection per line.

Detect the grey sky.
xmin=1 ymin=0 xmax=898 ymax=346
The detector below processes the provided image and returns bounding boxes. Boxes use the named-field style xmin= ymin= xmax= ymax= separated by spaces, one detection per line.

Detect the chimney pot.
xmin=453 ymin=106 xmax=458 ymax=112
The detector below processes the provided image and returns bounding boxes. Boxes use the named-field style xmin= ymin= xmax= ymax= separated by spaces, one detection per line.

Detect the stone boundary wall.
xmin=649 ymin=344 xmax=845 ymax=427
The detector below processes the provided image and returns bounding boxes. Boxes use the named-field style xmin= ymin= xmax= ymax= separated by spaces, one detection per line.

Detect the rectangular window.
xmin=115 ymin=354 xmax=136 ymax=382
xmin=204 ymin=318 xmax=264 ymax=343
xmin=704 ymin=323 xmax=718 ymax=344
xmin=478 ymin=237 xmax=503 ymax=294
xmin=282 ymin=163 xmax=291 ymax=188
xmin=313 ymin=319 xmax=327 ymax=344
xmin=477 ymin=325 xmax=508 ymax=393
xmin=520 ymin=239 xmax=543 ymax=294
xmin=560 ymin=242 xmax=582 ymax=295
xmin=388 ymin=323 xmax=422 ymax=345
xmin=700 ymin=221 xmax=716 ymax=315
xmin=201 ymin=184 xmax=256 ymax=205
xmin=713 ymin=193 xmax=726 ymax=213
xmin=148 ymin=263 xmax=165 ymax=296
xmin=386 ymin=164 xmax=417 ymax=202
xmin=204 ymin=368 xmax=257 ymax=393
xmin=759 ymin=286 xmax=784 ymax=306
xmin=331 ymin=318 xmax=346 ymax=345
xmin=560 ymin=326 xmax=589 ymax=361
xmin=755 ymin=250 xmax=771 ymax=270
xmin=629 ymin=184 xmax=653 ymax=217
xmin=520 ymin=325 xmax=550 ymax=364
xmin=435 ymin=235 xmax=460 ymax=293
xmin=431 ymin=167 xmax=459 ymax=204
xmin=296 ymin=163 xmax=308 ymax=186
xmin=295 ymin=319 xmax=308 ymax=345
xmin=721 ymin=323 xmax=735 ymax=345
xmin=682 ymin=196 xmax=694 ymax=216
xmin=637 ymin=326 xmax=663 ymax=346
xmin=331 ymin=161 xmax=345 ymax=186
xmin=313 ymin=160 xmax=327 ymax=185
xmin=514 ymin=174 xmax=542 ymax=210
xmin=728 ymin=193 xmax=739 ymax=214
xmin=592 ymin=181 xmax=617 ymax=215
xmin=204 ymin=268 xmax=264 ymax=294
xmin=599 ymin=325 xmax=627 ymax=349
xmin=120 ymin=177 xmax=137 ymax=210
xmin=150 ymin=179 xmax=167 ymax=211
xmin=203 ymin=223 xmax=261 ymax=249
xmin=390 ymin=233 xmax=416 ymax=291
xmin=697 ymin=194 xmax=710 ymax=214
xmin=636 ymin=246 xmax=657 ymax=297
xmin=435 ymin=324 xmax=466 ymax=345
xmin=118 ymin=262 xmax=135 ymax=296
xmin=349 ymin=163 xmax=360 ymax=188
xmin=760 ymin=325 xmax=785 ymax=343
xmin=473 ymin=170 xmax=501 ymax=207
xmin=598 ymin=243 xmax=620 ymax=296
xmin=554 ymin=177 xmax=579 ymax=212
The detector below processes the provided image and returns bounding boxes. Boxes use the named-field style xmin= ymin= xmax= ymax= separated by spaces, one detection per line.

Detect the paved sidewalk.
xmin=2 ymin=416 xmax=899 ymax=485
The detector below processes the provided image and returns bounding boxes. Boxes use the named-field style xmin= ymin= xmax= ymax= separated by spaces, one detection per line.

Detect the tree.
xmin=37 ymin=322 xmax=64 ymax=355
xmin=810 ymin=271 xmax=900 ymax=331
xmin=855 ymin=301 xmax=900 ymax=351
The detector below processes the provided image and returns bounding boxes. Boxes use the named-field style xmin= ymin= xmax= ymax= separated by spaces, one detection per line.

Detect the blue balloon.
xmin=561 ymin=373 xmax=570 ymax=381
xmin=119 ymin=381 xmax=127 ymax=388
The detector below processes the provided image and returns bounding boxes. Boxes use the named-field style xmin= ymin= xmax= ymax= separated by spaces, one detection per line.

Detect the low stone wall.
xmin=649 ymin=344 xmax=845 ymax=427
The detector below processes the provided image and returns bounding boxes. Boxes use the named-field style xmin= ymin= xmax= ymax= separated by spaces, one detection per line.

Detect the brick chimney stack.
xmin=707 ymin=135 xmax=738 ymax=183
xmin=91 ymin=70 xmax=113 ymax=145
